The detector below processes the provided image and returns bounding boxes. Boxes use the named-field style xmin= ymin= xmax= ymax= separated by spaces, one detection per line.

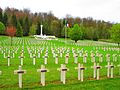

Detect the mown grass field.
xmin=0 ymin=36 xmax=120 ymax=90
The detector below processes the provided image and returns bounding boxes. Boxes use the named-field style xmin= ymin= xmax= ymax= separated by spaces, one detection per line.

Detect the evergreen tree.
xmin=16 ymin=21 xmax=23 ymax=37
xmin=11 ymin=14 xmax=17 ymax=27
xmin=29 ymin=24 xmax=36 ymax=35
xmin=2 ymin=12 xmax=8 ymax=26
xmin=36 ymin=22 xmax=40 ymax=35
xmin=0 ymin=8 xmax=3 ymax=22
xmin=23 ymin=16 xmax=30 ymax=36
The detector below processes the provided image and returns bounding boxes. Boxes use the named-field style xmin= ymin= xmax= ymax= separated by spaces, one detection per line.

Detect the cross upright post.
xmin=57 ymin=64 xmax=69 ymax=84
xmin=37 ymin=65 xmax=49 ymax=86
xmin=14 ymin=66 xmax=26 ymax=88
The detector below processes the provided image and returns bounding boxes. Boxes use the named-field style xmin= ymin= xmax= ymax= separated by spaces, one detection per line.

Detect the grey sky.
xmin=0 ymin=0 xmax=120 ymax=23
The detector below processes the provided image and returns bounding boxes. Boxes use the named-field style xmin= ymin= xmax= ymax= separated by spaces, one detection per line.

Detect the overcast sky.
xmin=0 ymin=0 xmax=120 ymax=23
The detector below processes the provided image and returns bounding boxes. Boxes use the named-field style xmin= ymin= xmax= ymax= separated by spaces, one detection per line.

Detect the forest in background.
xmin=0 ymin=7 xmax=113 ymax=40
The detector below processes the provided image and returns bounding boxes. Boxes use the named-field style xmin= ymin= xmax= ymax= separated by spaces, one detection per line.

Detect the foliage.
xmin=110 ymin=23 xmax=120 ymax=46
xmin=23 ymin=16 xmax=30 ymax=36
xmin=36 ymin=22 xmax=40 ymax=35
xmin=6 ymin=25 xmax=16 ymax=46
xmin=70 ymin=24 xmax=83 ymax=43
xmin=29 ymin=24 xmax=37 ymax=35
xmin=51 ymin=20 xmax=61 ymax=37
xmin=2 ymin=12 xmax=8 ymax=26
xmin=11 ymin=14 xmax=17 ymax=27
xmin=6 ymin=26 xmax=16 ymax=37
xmin=84 ymin=27 xmax=98 ymax=41
xmin=93 ymin=30 xmax=99 ymax=41
xmin=0 ymin=7 xmax=113 ymax=40
xmin=0 ymin=21 xmax=5 ymax=34
xmin=79 ymin=24 xmax=85 ymax=40
xmin=66 ymin=27 xmax=71 ymax=38
xmin=0 ymin=8 xmax=3 ymax=22
xmin=16 ymin=21 xmax=23 ymax=37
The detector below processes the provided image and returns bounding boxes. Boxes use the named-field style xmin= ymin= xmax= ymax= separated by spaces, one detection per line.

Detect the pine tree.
xmin=0 ymin=8 xmax=3 ymax=22
xmin=3 ymin=12 xmax=8 ymax=26
xmin=11 ymin=14 xmax=17 ymax=27
xmin=36 ymin=22 xmax=40 ymax=35
xmin=16 ymin=21 xmax=23 ymax=37
xmin=29 ymin=24 xmax=36 ymax=35
xmin=23 ymin=16 xmax=30 ymax=36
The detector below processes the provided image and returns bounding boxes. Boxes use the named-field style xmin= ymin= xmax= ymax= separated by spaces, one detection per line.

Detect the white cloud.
xmin=0 ymin=0 xmax=120 ymax=22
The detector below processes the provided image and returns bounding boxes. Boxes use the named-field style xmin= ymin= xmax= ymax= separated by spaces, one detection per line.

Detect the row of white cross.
xmin=4 ymin=52 xmax=118 ymax=66
xmin=1 ymin=46 xmax=119 ymax=57
xmin=1 ymin=46 xmax=119 ymax=64
xmin=0 ymin=62 xmax=116 ymax=88
xmin=1 ymin=36 xmax=119 ymax=47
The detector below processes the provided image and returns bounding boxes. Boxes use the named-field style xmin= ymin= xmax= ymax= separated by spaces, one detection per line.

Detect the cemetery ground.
xmin=0 ymin=36 xmax=120 ymax=90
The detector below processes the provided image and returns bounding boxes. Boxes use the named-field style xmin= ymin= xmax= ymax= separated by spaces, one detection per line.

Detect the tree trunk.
xmin=11 ymin=37 xmax=12 ymax=46
xmin=75 ymin=40 xmax=77 ymax=43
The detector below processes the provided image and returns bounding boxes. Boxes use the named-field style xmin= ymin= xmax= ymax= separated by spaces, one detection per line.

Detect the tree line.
xmin=0 ymin=7 xmax=114 ymax=40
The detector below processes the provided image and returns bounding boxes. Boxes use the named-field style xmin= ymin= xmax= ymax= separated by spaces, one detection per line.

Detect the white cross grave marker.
xmin=44 ymin=54 xmax=48 ymax=64
xmin=96 ymin=63 xmax=101 ymax=80
xmin=99 ymin=54 xmax=103 ymax=62
xmin=7 ymin=54 xmax=11 ymax=66
xmin=30 ymin=51 xmax=32 ymax=58
xmin=96 ymin=50 xmax=99 ymax=57
xmin=106 ymin=54 xmax=110 ymax=62
xmin=14 ymin=66 xmax=26 ymax=88
xmin=60 ymin=52 xmax=62 ymax=57
xmin=91 ymin=62 xmax=101 ymax=79
xmin=57 ymin=64 xmax=69 ymax=84
xmin=106 ymin=62 xmax=114 ymax=78
xmin=65 ymin=53 xmax=69 ymax=64
xmin=79 ymin=51 xmax=82 ymax=57
xmin=112 ymin=54 xmax=117 ymax=62
xmin=32 ymin=54 xmax=36 ymax=65
xmin=19 ymin=54 xmax=24 ymax=66
xmin=37 ymin=65 xmax=49 ymax=86
xmin=75 ymin=63 xmax=85 ymax=82
xmin=74 ymin=53 xmax=78 ymax=64
xmin=83 ymin=54 xmax=87 ymax=63
xmin=91 ymin=53 xmax=95 ymax=62
xmin=38 ymin=50 xmax=41 ymax=58
xmin=55 ymin=54 xmax=59 ymax=64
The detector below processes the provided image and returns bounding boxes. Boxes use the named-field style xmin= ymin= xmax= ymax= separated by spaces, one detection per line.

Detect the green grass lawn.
xmin=0 ymin=36 xmax=120 ymax=90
